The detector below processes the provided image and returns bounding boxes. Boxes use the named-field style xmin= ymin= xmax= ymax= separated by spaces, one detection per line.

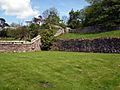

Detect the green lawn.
xmin=59 ymin=30 xmax=120 ymax=39
xmin=0 ymin=51 xmax=120 ymax=90
xmin=0 ymin=38 xmax=16 ymax=41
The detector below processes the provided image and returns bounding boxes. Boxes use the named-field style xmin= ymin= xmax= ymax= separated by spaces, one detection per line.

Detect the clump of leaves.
xmin=40 ymin=29 xmax=55 ymax=50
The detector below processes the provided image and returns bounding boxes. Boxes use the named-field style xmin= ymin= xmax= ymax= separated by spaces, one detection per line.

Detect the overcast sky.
xmin=0 ymin=0 xmax=89 ymax=24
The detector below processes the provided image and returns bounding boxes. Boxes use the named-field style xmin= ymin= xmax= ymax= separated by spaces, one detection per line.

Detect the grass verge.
xmin=58 ymin=30 xmax=120 ymax=39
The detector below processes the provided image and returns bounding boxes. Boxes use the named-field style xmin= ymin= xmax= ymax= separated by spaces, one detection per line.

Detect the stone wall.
xmin=51 ymin=38 xmax=120 ymax=53
xmin=0 ymin=35 xmax=41 ymax=52
xmin=69 ymin=26 xmax=120 ymax=34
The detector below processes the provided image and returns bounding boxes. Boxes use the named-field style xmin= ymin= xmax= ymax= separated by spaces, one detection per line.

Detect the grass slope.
xmin=0 ymin=51 xmax=120 ymax=90
xmin=59 ymin=30 xmax=120 ymax=39
xmin=0 ymin=38 xmax=16 ymax=41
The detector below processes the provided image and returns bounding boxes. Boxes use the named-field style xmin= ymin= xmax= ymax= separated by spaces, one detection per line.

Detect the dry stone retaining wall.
xmin=0 ymin=35 xmax=41 ymax=52
xmin=52 ymin=38 xmax=120 ymax=53
xmin=69 ymin=26 xmax=120 ymax=34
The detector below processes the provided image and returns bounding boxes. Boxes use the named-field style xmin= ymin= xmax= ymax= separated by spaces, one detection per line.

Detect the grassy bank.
xmin=59 ymin=30 xmax=120 ymax=39
xmin=0 ymin=51 xmax=120 ymax=90
xmin=0 ymin=38 xmax=15 ymax=41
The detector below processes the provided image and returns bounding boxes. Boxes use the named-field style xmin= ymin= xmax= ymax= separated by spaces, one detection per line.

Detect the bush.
xmin=15 ymin=26 xmax=30 ymax=40
xmin=28 ymin=24 xmax=40 ymax=38
xmin=0 ymin=24 xmax=40 ymax=41
xmin=7 ymin=26 xmax=30 ymax=40
xmin=0 ymin=29 xmax=7 ymax=37
xmin=40 ymin=29 xmax=55 ymax=50
xmin=7 ymin=28 xmax=16 ymax=38
xmin=6 ymin=25 xmax=40 ymax=41
xmin=40 ymin=24 xmax=50 ymax=29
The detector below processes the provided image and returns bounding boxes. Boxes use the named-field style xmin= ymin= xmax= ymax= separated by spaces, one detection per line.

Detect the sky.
xmin=0 ymin=0 xmax=89 ymax=24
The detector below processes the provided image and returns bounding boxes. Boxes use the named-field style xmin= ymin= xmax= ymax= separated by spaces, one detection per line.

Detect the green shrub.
xmin=6 ymin=25 xmax=40 ymax=41
xmin=15 ymin=26 xmax=30 ymax=40
xmin=28 ymin=24 xmax=40 ymax=39
xmin=40 ymin=29 xmax=55 ymax=50
xmin=40 ymin=24 xmax=50 ymax=29
xmin=7 ymin=27 xmax=29 ymax=40
xmin=1 ymin=24 xmax=41 ymax=41
xmin=7 ymin=28 xmax=16 ymax=38
xmin=0 ymin=29 xmax=7 ymax=37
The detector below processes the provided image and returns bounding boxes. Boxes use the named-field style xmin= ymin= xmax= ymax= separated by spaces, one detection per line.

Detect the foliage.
xmin=28 ymin=23 xmax=40 ymax=39
xmin=59 ymin=22 xmax=66 ymax=29
xmin=45 ymin=15 xmax=60 ymax=29
xmin=42 ymin=7 xmax=59 ymax=19
xmin=15 ymin=26 xmax=30 ymax=40
xmin=61 ymin=16 xmax=68 ymax=25
xmin=40 ymin=23 xmax=50 ymax=29
xmin=42 ymin=7 xmax=65 ymax=29
xmin=6 ymin=28 xmax=16 ymax=38
xmin=67 ymin=9 xmax=81 ymax=29
xmin=67 ymin=0 xmax=120 ymax=31
xmin=85 ymin=0 xmax=102 ymax=4
xmin=6 ymin=24 xmax=40 ymax=40
xmin=0 ymin=24 xmax=40 ymax=41
xmin=0 ymin=29 xmax=7 ymax=37
xmin=84 ymin=0 xmax=120 ymax=30
xmin=7 ymin=26 xmax=29 ymax=40
xmin=10 ymin=22 xmax=20 ymax=27
xmin=40 ymin=30 xmax=55 ymax=50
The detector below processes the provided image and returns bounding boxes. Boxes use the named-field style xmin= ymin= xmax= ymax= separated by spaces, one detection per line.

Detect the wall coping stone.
xmin=0 ymin=35 xmax=41 ymax=44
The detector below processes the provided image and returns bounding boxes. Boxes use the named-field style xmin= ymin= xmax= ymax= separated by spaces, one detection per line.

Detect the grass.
xmin=0 ymin=38 xmax=16 ymax=41
xmin=58 ymin=30 xmax=120 ymax=39
xmin=0 ymin=51 xmax=120 ymax=90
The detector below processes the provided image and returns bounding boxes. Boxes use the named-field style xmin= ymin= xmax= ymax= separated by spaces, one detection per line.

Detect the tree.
xmin=67 ymin=9 xmax=81 ymax=29
xmin=85 ymin=0 xmax=102 ymax=4
xmin=61 ymin=16 xmax=68 ymax=25
xmin=82 ymin=0 xmax=120 ymax=31
xmin=40 ymin=30 xmax=54 ymax=50
xmin=42 ymin=7 xmax=60 ymax=29
xmin=10 ymin=22 xmax=20 ymax=27
xmin=8 ymin=26 xmax=29 ymax=40
xmin=28 ymin=23 xmax=40 ymax=39
xmin=42 ymin=7 xmax=59 ymax=19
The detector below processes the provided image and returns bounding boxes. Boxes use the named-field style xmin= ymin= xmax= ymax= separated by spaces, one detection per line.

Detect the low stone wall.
xmin=0 ymin=35 xmax=41 ymax=52
xmin=51 ymin=38 xmax=120 ymax=53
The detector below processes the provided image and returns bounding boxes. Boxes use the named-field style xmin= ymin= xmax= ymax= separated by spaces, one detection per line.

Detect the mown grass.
xmin=0 ymin=38 xmax=16 ymax=41
xmin=59 ymin=30 xmax=120 ymax=39
xmin=0 ymin=51 xmax=120 ymax=90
